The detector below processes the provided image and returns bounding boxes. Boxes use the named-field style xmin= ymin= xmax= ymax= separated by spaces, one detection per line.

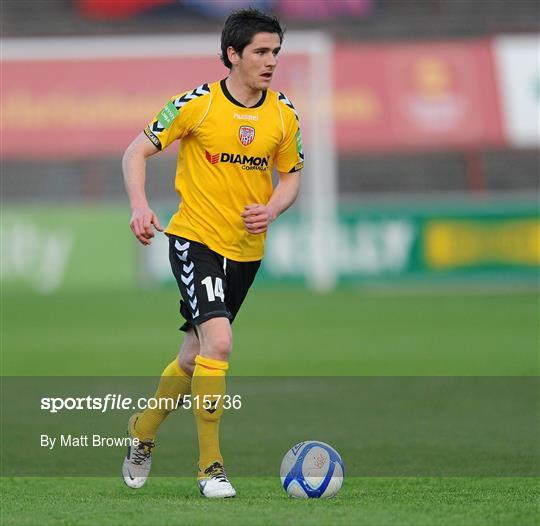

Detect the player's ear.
xmin=227 ymin=46 xmax=240 ymax=67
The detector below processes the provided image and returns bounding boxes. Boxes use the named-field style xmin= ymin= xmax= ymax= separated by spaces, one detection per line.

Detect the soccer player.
xmin=121 ymin=9 xmax=303 ymax=498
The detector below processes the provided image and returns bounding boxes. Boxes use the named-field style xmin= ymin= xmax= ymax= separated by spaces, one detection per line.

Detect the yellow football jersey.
xmin=144 ymin=79 xmax=304 ymax=262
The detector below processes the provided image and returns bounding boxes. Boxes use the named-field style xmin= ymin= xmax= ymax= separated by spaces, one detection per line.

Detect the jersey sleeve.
xmin=144 ymin=83 xmax=211 ymax=151
xmin=275 ymin=93 xmax=305 ymax=173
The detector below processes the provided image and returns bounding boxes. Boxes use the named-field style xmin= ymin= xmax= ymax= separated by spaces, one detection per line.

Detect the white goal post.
xmin=3 ymin=32 xmax=337 ymax=292
xmin=286 ymin=32 xmax=338 ymax=292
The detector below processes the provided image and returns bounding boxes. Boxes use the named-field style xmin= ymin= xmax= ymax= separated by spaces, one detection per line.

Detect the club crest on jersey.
xmin=239 ymin=126 xmax=255 ymax=146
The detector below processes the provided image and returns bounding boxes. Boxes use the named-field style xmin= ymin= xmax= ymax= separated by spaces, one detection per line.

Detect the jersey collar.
xmin=220 ymin=78 xmax=267 ymax=109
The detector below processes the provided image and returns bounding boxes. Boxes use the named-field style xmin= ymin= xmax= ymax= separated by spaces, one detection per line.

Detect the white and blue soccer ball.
xmin=280 ymin=441 xmax=344 ymax=498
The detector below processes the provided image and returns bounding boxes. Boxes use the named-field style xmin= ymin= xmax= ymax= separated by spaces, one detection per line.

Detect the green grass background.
xmin=2 ymin=286 xmax=539 ymax=525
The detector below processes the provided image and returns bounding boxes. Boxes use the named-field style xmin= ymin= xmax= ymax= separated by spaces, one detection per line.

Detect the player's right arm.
xmin=123 ymin=84 xmax=211 ymax=245
xmin=122 ymin=132 xmax=163 ymax=246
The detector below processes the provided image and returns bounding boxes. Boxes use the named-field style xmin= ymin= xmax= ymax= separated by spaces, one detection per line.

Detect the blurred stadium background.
xmin=1 ymin=0 xmax=539 ymax=377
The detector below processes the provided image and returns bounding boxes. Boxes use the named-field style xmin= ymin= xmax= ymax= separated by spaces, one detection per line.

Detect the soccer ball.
xmin=280 ymin=441 xmax=344 ymax=498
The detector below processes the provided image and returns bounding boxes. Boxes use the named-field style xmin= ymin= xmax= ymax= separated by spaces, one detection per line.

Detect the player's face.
xmin=233 ymin=32 xmax=281 ymax=91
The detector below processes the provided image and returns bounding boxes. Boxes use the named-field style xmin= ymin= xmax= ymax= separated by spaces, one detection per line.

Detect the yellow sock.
xmin=192 ymin=355 xmax=228 ymax=476
xmin=134 ymin=358 xmax=191 ymax=442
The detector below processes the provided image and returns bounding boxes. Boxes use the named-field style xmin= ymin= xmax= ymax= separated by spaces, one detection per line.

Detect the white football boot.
xmin=122 ymin=413 xmax=154 ymax=489
xmin=197 ymin=461 xmax=236 ymax=498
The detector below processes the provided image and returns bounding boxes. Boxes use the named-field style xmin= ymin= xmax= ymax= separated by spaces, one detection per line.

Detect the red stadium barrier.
xmin=334 ymin=40 xmax=504 ymax=152
xmin=0 ymin=37 xmax=505 ymax=159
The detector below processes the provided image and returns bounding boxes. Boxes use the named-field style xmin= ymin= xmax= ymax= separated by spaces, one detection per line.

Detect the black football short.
xmin=168 ymin=235 xmax=261 ymax=332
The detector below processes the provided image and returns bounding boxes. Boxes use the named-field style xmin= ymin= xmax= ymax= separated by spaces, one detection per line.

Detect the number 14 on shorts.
xmin=201 ymin=276 xmax=225 ymax=302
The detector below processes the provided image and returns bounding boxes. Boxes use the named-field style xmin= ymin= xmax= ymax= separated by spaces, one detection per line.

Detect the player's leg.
xmin=192 ymin=259 xmax=260 ymax=498
xmin=128 ymin=234 xmax=204 ymax=445
xmin=166 ymin=236 xmax=260 ymax=497
xmin=134 ymin=328 xmax=198 ymax=441
xmin=192 ymin=318 xmax=232 ymax=464
xmin=166 ymin=235 xmax=235 ymax=496
xmin=122 ymin=328 xmax=198 ymax=489
xmin=191 ymin=317 xmax=232 ymax=495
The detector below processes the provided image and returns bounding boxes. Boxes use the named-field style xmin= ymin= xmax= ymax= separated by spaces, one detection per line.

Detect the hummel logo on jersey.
xmin=234 ymin=112 xmax=258 ymax=121
xmin=205 ymin=151 xmax=269 ymax=170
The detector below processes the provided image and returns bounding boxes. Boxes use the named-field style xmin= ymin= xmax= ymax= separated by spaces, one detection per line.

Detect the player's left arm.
xmin=242 ymin=94 xmax=303 ymax=235
xmin=241 ymin=170 xmax=301 ymax=235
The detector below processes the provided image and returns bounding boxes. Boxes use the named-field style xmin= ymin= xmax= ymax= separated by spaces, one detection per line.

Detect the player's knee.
xmin=205 ymin=333 xmax=232 ymax=362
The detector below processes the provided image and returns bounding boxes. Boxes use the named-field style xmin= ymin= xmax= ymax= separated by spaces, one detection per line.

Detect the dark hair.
xmin=220 ymin=8 xmax=284 ymax=69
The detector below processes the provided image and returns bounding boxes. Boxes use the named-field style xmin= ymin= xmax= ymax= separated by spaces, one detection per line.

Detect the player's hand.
xmin=129 ymin=207 xmax=164 ymax=246
xmin=241 ymin=203 xmax=276 ymax=235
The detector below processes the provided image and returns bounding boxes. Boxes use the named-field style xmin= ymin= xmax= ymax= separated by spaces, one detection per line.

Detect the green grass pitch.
xmin=1 ymin=477 xmax=538 ymax=526
xmin=3 ymin=286 xmax=538 ymax=376
xmin=2 ymin=286 xmax=538 ymax=525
